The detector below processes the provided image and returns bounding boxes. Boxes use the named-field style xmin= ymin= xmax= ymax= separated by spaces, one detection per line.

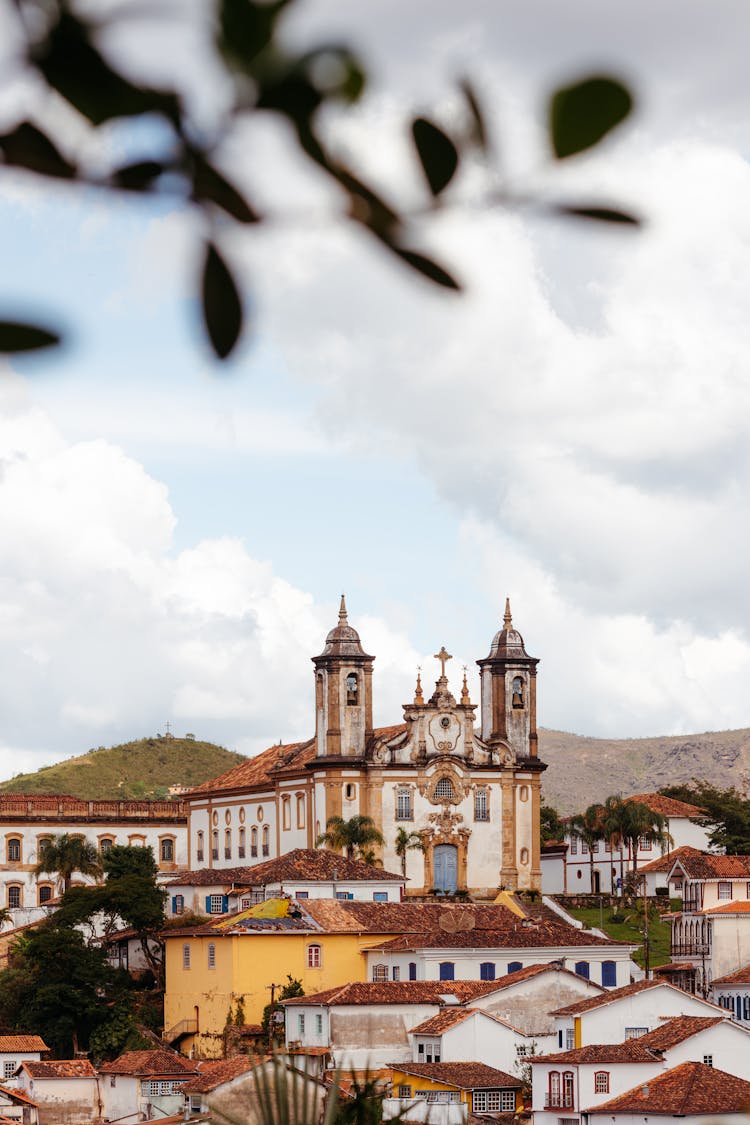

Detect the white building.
xmin=15 ymin=1060 xmax=100 ymax=1125
xmin=0 ymin=1037 xmax=48 ymax=1086
xmin=710 ymin=965 xmax=750 ymax=1026
xmin=99 ymin=1049 xmax=198 ymax=1122
xmin=583 ymin=1060 xmax=750 ymax=1125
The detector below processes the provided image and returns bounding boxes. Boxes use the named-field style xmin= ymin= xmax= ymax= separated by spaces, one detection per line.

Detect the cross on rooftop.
xmin=434 ymin=646 xmax=452 ymax=680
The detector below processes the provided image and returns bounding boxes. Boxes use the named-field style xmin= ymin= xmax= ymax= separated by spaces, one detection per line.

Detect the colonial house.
xmin=550 ymin=979 xmax=726 ymax=1050
xmin=99 ymin=1049 xmax=199 ymax=1122
xmin=184 ymin=600 xmax=546 ymax=896
xmin=164 ymin=849 xmax=406 ymax=918
xmin=0 ymin=1038 xmax=48 ymax=1085
xmin=710 ymin=965 xmax=750 ymax=1026
xmin=162 ymin=899 xmax=623 ymax=1057
xmin=14 ymin=1061 xmax=100 ymax=1125
xmin=583 ymin=1060 xmax=750 ymax=1125
xmin=384 ymin=1062 xmax=522 ymax=1124
xmin=0 ymin=794 xmax=187 ymax=927
xmin=544 ymin=796 xmax=712 ymax=896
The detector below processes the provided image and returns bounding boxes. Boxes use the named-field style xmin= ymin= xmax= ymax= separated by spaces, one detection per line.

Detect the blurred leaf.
xmin=0 ymin=122 xmax=75 ymax=179
xmin=201 ymin=243 xmax=243 ymax=360
xmin=192 ymin=157 xmax=260 ymax=224
xmin=299 ymin=47 xmax=366 ymax=104
xmin=337 ymin=168 xmax=400 ymax=239
xmin=554 ymin=203 xmax=640 ymax=225
xmin=32 ymin=9 xmax=180 ymax=125
xmin=412 ymin=117 xmax=459 ymax=196
xmin=0 ymin=321 xmax=61 ymax=353
xmin=256 ymin=68 xmax=322 ymax=123
xmin=394 ymin=249 xmax=461 ymax=290
xmin=549 ymin=76 xmax=632 ymax=159
xmin=112 ymin=160 xmax=164 ymax=192
xmin=460 ymin=78 xmax=488 ymax=151
xmin=218 ymin=0 xmax=291 ymax=69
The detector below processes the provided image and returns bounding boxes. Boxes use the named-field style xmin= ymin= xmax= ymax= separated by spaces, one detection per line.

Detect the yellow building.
xmin=388 ymin=1062 xmax=523 ymax=1115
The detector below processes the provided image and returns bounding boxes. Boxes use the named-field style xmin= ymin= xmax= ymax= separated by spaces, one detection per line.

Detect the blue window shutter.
xmin=205 ymin=895 xmax=212 ymax=913
xmin=575 ymin=961 xmax=590 ymax=979
xmin=409 ymin=963 xmax=417 ymax=981
xmin=439 ymin=962 xmax=454 ymax=981
xmin=558 ymin=1030 xmax=563 ymax=1048
xmin=222 ymin=895 xmax=228 ymax=913
xmin=602 ymin=961 xmax=616 ymax=987
xmin=480 ymin=962 xmax=495 ymax=981
xmin=171 ymin=897 xmax=177 ymax=913
xmin=508 ymin=962 xmax=523 ymax=974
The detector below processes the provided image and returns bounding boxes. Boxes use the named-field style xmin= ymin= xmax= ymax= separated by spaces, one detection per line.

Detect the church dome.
xmin=486 ymin=599 xmax=531 ymax=659
xmin=315 ymin=596 xmax=373 ymax=659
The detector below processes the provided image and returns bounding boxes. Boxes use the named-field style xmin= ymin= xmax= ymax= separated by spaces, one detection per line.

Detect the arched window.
xmin=549 ymin=1072 xmax=561 ymax=1107
xmin=479 ymin=962 xmax=495 ymax=981
xmin=238 ymin=827 xmax=246 ymax=858
xmin=38 ymin=836 xmax=51 ymax=857
xmin=196 ymin=831 xmax=204 ymax=863
xmin=434 ymin=777 xmax=455 ymax=801
xmin=602 ymin=961 xmax=617 ymax=987
xmin=520 ymin=847 xmax=529 ymax=864
xmin=297 ymin=794 xmax=306 ymax=828
xmin=439 ymin=962 xmax=455 ymax=981
xmin=224 ymin=829 xmax=231 ymax=859
xmin=282 ymin=796 xmax=291 ymax=831
xmin=508 ymin=962 xmax=523 ymax=974
xmin=6 ymin=838 xmax=21 ymax=863
xmin=512 ymin=675 xmax=524 ymax=709
xmin=211 ymin=830 xmax=219 ymax=860
xmin=262 ymin=826 xmax=270 ymax=857
xmin=409 ymin=962 xmax=417 ymax=981
xmin=575 ymin=961 xmax=590 ymax=980
xmin=100 ymin=837 xmax=114 ymax=856
xmin=7 ymin=885 xmax=21 ymax=909
xmin=161 ymin=838 xmax=174 ymax=862
xmin=251 ymin=827 xmax=258 ymax=857
xmin=38 ymin=884 xmax=53 ymax=905
xmin=594 ymin=1072 xmax=609 ymax=1094
xmin=345 ymin=783 xmax=356 ymax=801
xmin=346 ymin=673 xmax=358 ymax=705
xmin=307 ymin=944 xmax=322 ymax=969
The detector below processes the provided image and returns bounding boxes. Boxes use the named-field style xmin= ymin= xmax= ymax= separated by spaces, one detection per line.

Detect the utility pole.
xmin=266 ymin=982 xmax=282 ymax=1047
xmin=642 ymin=875 xmax=650 ymax=978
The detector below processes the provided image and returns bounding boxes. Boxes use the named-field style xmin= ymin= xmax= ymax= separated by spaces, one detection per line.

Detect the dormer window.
xmin=346 ymin=673 xmax=358 ymax=705
xmin=512 ymin=676 xmax=524 ymax=709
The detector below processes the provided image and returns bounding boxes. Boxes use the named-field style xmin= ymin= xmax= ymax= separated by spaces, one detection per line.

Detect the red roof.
xmin=0 ymin=1036 xmax=48 ymax=1052
xmin=168 ymin=849 xmax=403 ymax=887
xmin=285 ymin=981 xmax=512 ymax=1007
xmin=551 ymin=978 xmax=679 ymax=1017
xmin=20 ymin=1060 xmax=96 ymax=1079
xmin=409 ymin=1008 xmax=480 ymax=1035
xmin=636 ymin=1015 xmax=726 ymax=1049
xmin=671 ymin=853 xmax=750 ymax=879
xmin=627 ymin=794 xmax=707 ymax=819
xmin=99 ymin=1050 xmax=198 ymax=1077
xmin=701 ymin=901 xmax=750 ymax=915
xmin=585 ymin=1061 xmax=750 ymax=1115
xmin=712 ymin=964 xmax=750 ymax=987
xmin=182 ymin=1056 xmax=257 ymax=1093
xmin=639 ymin=845 xmax=704 ymax=874
xmin=390 ymin=1062 xmax=520 ymax=1090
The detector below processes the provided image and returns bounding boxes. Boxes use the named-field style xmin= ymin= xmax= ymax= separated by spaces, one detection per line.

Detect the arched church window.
xmin=434 ymin=777 xmax=455 ymax=801
xmin=346 ymin=673 xmax=358 ymax=705
xmin=262 ymin=825 xmax=270 ymax=857
xmin=512 ymin=676 xmax=524 ymax=709
xmin=251 ymin=827 xmax=258 ymax=858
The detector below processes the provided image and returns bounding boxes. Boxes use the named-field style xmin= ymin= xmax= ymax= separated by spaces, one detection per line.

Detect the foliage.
xmin=394 ymin=828 xmax=425 ymax=878
xmin=0 ymin=0 xmax=636 ymax=361
xmin=261 ymin=975 xmax=305 ymax=1042
xmin=569 ymin=803 xmax=605 ymax=892
xmin=316 ymin=816 xmax=384 ymax=860
xmin=659 ymin=782 xmax=750 ymax=854
xmin=540 ymin=804 xmax=564 ymax=843
xmin=563 ymin=901 xmax=672 ymax=969
xmin=33 ymin=833 xmax=101 ymax=893
xmin=0 ymin=736 xmax=242 ymax=799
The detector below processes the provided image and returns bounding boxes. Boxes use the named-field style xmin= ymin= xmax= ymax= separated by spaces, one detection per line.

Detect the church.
xmin=185 ymin=600 xmax=545 ymax=897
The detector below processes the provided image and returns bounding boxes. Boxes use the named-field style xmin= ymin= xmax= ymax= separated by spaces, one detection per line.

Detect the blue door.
xmin=434 ymin=844 xmax=458 ymax=892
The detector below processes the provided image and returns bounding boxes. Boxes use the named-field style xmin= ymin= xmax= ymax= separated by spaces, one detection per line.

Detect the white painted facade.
xmin=552 ymin=984 xmax=725 ymax=1048
xmin=15 ymin=1069 xmax=100 ymax=1125
xmin=102 ymin=1073 xmax=190 ymax=1122
xmin=532 ymin=1057 xmax=659 ymax=1125
xmin=410 ymin=1008 xmax=555 ymax=1073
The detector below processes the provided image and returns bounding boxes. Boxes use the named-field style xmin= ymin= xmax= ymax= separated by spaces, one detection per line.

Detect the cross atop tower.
xmin=434 ymin=645 xmax=453 ymax=681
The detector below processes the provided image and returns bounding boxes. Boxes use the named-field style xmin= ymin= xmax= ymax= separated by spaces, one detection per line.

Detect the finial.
xmin=503 ymin=597 xmax=513 ymax=630
xmin=461 ymin=666 xmax=470 ymax=705
xmin=338 ymin=594 xmax=348 ymax=624
xmin=414 ymin=666 xmax=424 ymax=705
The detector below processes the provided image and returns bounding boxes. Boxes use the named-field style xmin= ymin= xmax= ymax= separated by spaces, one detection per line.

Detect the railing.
xmin=0 ymin=797 xmax=187 ymax=820
xmin=545 ymin=1095 xmax=575 ymax=1108
xmin=163 ymin=1019 xmax=198 ymax=1044
xmin=671 ymin=943 xmax=710 ymax=956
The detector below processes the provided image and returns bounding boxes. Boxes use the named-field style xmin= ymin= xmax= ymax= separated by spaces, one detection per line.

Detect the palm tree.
xmin=570 ymin=803 xmax=605 ymax=893
xmin=621 ymin=801 xmax=672 ymax=877
xmin=394 ymin=827 xmax=425 ymax=879
xmin=34 ymin=833 xmax=102 ymax=894
xmin=602 ymin=794 xmax=630 ymax=893
xmin=316 ymin=815 xmax=384 ymax=860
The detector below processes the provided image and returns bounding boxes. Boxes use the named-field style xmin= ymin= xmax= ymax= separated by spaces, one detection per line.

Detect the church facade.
xmin=185 ymin=601 xmax=545 ymax=896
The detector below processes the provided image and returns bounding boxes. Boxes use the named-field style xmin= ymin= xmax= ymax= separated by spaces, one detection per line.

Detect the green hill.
xmin=0 ymin=736 xmax=245 ymax=800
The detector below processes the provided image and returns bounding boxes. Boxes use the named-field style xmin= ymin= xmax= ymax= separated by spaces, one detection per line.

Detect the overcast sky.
xmin=1 ymin=0 xmax=750 ymax=775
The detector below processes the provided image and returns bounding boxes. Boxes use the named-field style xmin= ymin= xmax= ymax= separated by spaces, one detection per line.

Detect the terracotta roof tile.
xmin=0 ymin=1086 xmax=37 ymax=1107
xmin=409 ymin=1008 xmax=479 ymax=1035
xmin=99 ymin=1050 xmax=198 ymax=1077
xmin=551 ymin=978 xmax=670 ymax=1016
xmin=671 ymin=853 xmax=750 ymax=879
xmin=20 ymin=1060 xmax=96 ymax=1079
xmin=701 ymin=900 xmax=750 ymax=915
xmin=183 ymin=1056 xmax=257 ymax=1093
xmin=712 ymin=964 xmax=750 ymax=987
xmin=390 ymin=1063 xmax=521 ymax=1089
xmin=285 ymin=981 xmax=512 ymax=1007
xmin=534 ymin=1041 xmax=661 ymax=1065
xmin=209 ymin=849 xmax=403 ymax=885
xmin=637 ymin=1015 xmax=725 ymax=1049
xmin=627 ymin=794 xmax=707 ymax=819
xmin=639 ymin=845 xmax=704 ymax=874
xmin=0 ymin=1036 xmax=48 ymax=1052
xmin=585 ymin=1061 xmax=750 ymax=1115
xmin=187 ymin=741 xmax=315 ymax=796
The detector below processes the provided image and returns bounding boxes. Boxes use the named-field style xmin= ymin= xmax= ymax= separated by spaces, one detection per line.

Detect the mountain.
xmin=538 ymin=726 xmax=750 ymax=814
xmin=0 ymin=736 xmax=245 ymax=800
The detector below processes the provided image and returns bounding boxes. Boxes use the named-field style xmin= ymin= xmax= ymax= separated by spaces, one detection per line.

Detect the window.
xmin=161 ymin=838 xmax=174 ymax=862
xmin=3 ymin=1062 xmax=15 ymax=1079
xmin=251 ymin=827 xmax=258 ymax=858
xmin=474 ymin=788 xmax=489 ymax=821
xmin=295 ymin=891 xmax=309 ymax=900
xmin=6 ymin=839 xmax=21 ymax=863
xmin=565 ymin=1028 xmax=575 ymax=1050
xmin=409 ymin=962 xmax=417 ymax=980
xmin=744 ymin=995 xmax=750 ymax=1021
xmin=307 ymin=944 xmax=322 ymax=969
xmin=703 ymin=1055 xmax=713 ymax=1067
xmin=206 ymin=943 xmax=216 ymax=969
xmin=297 ymin=794 xmax=305 ymax=829
xmin=396 ymin=788 xmax=413 ymax=821
xmin=473 ymin=1091 xmax=516 ymax=1113
xmin=625 ymin=1027 xmax=649 ymax=1039
xmin=439 ymin=962 xmax=455 ymax=981
xmin=397 ymin=1086 xmax=412 ymax=1099
xmin=434 ymin=777 xmax=455 ymax=800
xmin=414 ymin=1091 xmax=459 ymax=1104
xmin=7 ymin=886 xmax=21 ymax=909
xmin=38 ymin=837 xmax=51 ymax=856
xmin=417 ymin=1039 xmax=441 ymax=1063
xmin=346 ymin=673 xmax=358 ymax=705
xmin=209 ymin=894 xmax=224 ymax=914
xmin=298 ymin=1014 xmax=305 ymax=1037
xmin=575 ymin=961 xmax=590 ymax=979
xmin=262 ymin=826 xmax=270 ymax=857
xmin=100 ymin=838 xmax=114 ymax=855
xmin=172 ymin=894 xmax=185 ymax=915
xmin=392 ymin=966 xmax=400 ymax=981
xmin=602 ymin=961 xmax=617 ymax=987
xmin=182 ymin=944 xmax=191 ymax=969
xmin=638 ymin=837 xmax=653 ymax=851
xmin=38 ymin=884 xmax=53 ymax=905
xmin=282 ymin=797 xmax=291 ymax=831
xmin=345 ymin=783 xmax=356 ymax=800
xmin=212 ymin=830 xmax=219 ymax=860
xmin=143 ymin=1080 xmax=187 ymax=1097
xmin=569 ymin=836 xmax=578 ymax=855
xmin=563 ymin=1072 xmax=574 ymax=1108
xmin=508 ymin=962 xmax=523 ymax=974
xmin=480 ymin=962 xmax=496 ymax=981
xmin=511 ymin=675 xmax=524 ymax=708
xmin=239 ymin=828 xmax=246 ymax=858
xmin=315 ymin=1014 xmax=323 ymax=1036
xmin=336 ymin=891 xmax=354 ymax=900
xmin=372 ymin=964 xmax=389 ymax=982
xmin=196 ymin=831 xmax=204 ymax=863
xmin=224 ymin=829 xmax=232 ymax=859
xmin=594 ymin=1072 xmax=609 ymax=1094
xmin=718 ymin=881 xmax=732 ymax=900
xmin=240 ymin=892 xmax=264 ymax=908
xmin=373 ymin=892 xmax=388 ymax=902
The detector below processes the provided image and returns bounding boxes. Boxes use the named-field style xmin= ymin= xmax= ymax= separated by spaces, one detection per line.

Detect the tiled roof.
xmin=187 ymin=741 xmax=316 ymax=796
xmin=284 ymin=981 xmax=513 ymax=1007
xmin=639 ymin=845 xmax=704 ymax=874
xmin=410 ymin=1008 xmax=479 ymax=1035
xmin=99 ymin=1050 xmax=198 ymax=1077
xmin=217 ymin=849 xmax=404 ymax=884
xmin=712 ymin=964 xmax=750 ymax=987
xmin=533 ymin=1041 xmax=661 ymax=1065
xmin=0 ymin=1036 xmax=48 ymax=1052
xmin=20 ymin=1060 xmax=96 ymax=1079
xmin=627 ymin=794 xmax=707 ymax=819
xmin=551 ymin=978 xmax=671 ymax=1016
xmin=636 ymin=1016 xmax=725 ymax=1049
xmin=366 ymin=923 xmax=621 ymax=950
xmin=701 ymin=901 xmax=750 ymax=915
xmin=671 ymin=853 xmax=750 ymax=879
xmin=182 ymin=1056 xmax=257 ymax=1093
xmin=585 ymin=1061 xmax=750 ymax=1115
xmin=390 ymin=1063 xmax=521 ymax=1090
xmin=0 ymin=1085 xmax=37 ymax=1107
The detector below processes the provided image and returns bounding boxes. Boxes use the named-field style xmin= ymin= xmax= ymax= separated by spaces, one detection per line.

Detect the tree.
xmin=601 ymin=795 xmax=630 ymax=892
xmin=659 ymin=783 xmax=750 ymax=854
xmin=0 ymin=1 xmax=636 ymax=361
xmin=394 ymin=828 xmax=425 ymax=878
xmin=569 ymin=804 xmax=605 ymax=893
xmin=540 ymin=805 xmax=564 ymax=844
xmin=33 ymin=833 xmax=101 ymax=894
xmin=261 ymin=975 xmax=304 ymax=1044
xmin=316 ymin=815 xmax=384 ymax=860
xmin=620 ymin=801 xmax=671 ymax=876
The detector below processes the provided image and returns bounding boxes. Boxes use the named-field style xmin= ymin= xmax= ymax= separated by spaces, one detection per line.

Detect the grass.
xmin=562 ymin=901 xmax=673 ymax=969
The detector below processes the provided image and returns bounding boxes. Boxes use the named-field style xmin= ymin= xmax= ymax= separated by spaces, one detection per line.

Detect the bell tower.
xmin=476 ymin=599 xmax=539 ymax=760
xmin=312 ymin=596 xmax=374 ymax=758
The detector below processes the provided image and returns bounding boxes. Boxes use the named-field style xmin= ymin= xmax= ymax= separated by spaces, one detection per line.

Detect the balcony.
xmin=671 ymin=943 xmax=710 ymax=956
xmin=544 ymin=1095 xmax=575 ymax=1109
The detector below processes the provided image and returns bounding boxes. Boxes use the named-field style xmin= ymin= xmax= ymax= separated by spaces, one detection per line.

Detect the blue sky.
xmin=3 ymin=0 xmax=750 ymax=775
